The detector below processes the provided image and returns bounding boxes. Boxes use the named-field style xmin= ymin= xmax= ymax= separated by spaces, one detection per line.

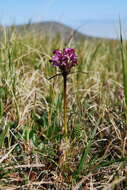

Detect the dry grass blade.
xmin=72 ymin=175 xmax=91 ymax=190
xmin=5 ymin=164 xmax=45 ymax=170
xmin=0 ymin=185 xmax=20 ymax=190
xmin=0 ymin=144 xmax=18 ymax=164
xmin=103 ymin=177 xmax=126 ymax=190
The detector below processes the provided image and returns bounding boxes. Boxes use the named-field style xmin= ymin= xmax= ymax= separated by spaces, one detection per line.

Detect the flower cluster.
xmin=50 ymin=48 xmax=78 ymax=75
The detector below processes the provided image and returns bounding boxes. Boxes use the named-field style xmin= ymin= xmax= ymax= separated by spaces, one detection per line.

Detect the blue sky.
xmin=0 ymin=0 xmax=127 ymax=38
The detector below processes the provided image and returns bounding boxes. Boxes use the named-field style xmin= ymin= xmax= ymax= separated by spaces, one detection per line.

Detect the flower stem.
xmin=63 ymin=74 xmax=68 ymax=139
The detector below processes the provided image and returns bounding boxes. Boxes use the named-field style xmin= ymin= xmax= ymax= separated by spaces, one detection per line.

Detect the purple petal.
xmin=53 ymin=62 xmax=61 ymax=67
xmin=51 ymin=55 xmax=59 ymax=61
xmin=64 ymin=48 xmax=75 ymax=55
xmin=53 ymin=50 xmax=62 ymax=57
xmin=62 ymin=55 xmax=68 ymax=62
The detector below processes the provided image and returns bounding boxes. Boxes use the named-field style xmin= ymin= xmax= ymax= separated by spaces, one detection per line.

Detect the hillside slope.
xmin=7 ymin=21 xmax=92 ymax=41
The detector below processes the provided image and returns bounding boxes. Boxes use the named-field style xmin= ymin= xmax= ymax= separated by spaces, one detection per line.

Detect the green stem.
xmin=63 ymin=74 xmax=68 ymax=139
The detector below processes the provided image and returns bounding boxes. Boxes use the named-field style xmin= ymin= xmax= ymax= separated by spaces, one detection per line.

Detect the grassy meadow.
xmin=0 ymin=27 xmax=127 ymax=190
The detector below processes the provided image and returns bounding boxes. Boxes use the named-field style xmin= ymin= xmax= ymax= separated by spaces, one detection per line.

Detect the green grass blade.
xmin=119 ymin=20 xmax=127 ymax=106
xmin=73 ymin=124 xmax=98 ymax=178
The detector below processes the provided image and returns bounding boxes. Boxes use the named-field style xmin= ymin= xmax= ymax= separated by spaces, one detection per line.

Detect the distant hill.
xmin=7 ymin=21 xmax=92 ymax=41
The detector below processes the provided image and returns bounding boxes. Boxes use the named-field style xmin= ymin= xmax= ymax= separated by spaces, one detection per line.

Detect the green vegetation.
xmin=0 ymin=26 xmax=127 ymax=190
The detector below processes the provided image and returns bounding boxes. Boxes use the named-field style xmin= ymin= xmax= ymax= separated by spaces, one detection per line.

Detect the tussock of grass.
xmin=0 ymin=28 xmax=127 ymax=189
